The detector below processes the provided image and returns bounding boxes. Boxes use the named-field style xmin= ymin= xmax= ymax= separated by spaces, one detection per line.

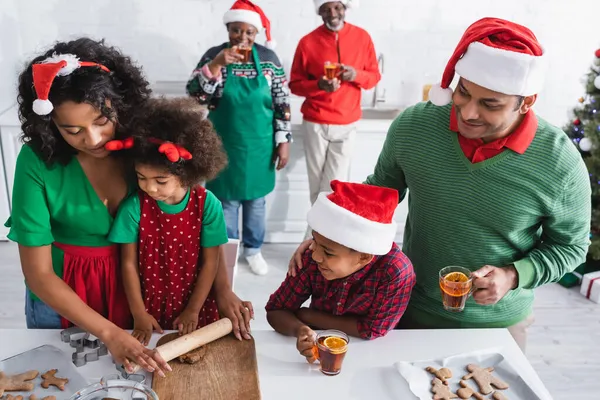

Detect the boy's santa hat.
xmin=307 ymin=180 xmax=398 ymax=255
xmin=428 ymin=17 xmax=547 ymax=106
xmin=313 ymin=0 xmax=359 ymax=14
xmin=31 ymin=53 xmax=110 ymax=116
xmin=223 ymin=0 xmax=276 ymax=49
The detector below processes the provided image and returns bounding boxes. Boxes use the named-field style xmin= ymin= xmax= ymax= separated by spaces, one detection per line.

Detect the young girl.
xmin=108 ymin=97 xmax=228 ymax=345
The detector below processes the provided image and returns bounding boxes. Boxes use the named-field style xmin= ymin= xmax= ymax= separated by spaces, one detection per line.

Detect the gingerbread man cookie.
xmin=431 ymin=377 xmax=458 ymax=400
xmin=41 ymin=369 xmax=69 ymax=391
xmin=30 ymin=396 xmax=57 ymax=400
xmin=0 ymin=370 xmax=39 ymax=396
xmin=462 ymin=364 xmax=509 ymax=395
xmin=5 ymin=395 xmax=24 ymax=400
xmin=492 ymin=392 xmax=509 ymax=400
xmin=456 ymin=380 xmax=485 ymax=400
xmin=426 ymin=366 xmax=453 ymax=384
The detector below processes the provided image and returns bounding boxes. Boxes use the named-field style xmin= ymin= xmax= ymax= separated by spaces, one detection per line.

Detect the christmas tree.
xmin=564 ymin=48 xmax=600 ymax=260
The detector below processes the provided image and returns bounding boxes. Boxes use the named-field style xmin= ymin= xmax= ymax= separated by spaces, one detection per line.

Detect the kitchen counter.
xmin=0 ymin=328 xmax=553 ymax=400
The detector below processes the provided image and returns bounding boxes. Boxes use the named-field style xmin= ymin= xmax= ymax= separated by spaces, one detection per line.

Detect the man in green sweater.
xmin=288 ymin=17 xmax=591 ymax=352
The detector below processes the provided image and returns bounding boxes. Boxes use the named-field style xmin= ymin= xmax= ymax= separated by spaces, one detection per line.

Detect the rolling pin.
xmin=127 ymin=317 xmax=233 ymax=374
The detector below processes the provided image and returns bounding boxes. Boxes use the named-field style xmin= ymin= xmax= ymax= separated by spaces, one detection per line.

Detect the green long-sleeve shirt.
xmin=366 ymin=102 xmax=591 ymax=328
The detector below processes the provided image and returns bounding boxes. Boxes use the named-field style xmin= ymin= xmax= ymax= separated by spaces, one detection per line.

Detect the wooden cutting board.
xmin=152 ymin=333 xmax=261 ymax=400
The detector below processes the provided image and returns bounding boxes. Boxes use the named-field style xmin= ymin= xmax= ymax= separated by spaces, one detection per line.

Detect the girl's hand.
xmin=173 ymin=308 xmax=199 ymax=335
xmin=104 ymin=327 xmax=171 ymax=377
xmin=132 ymin=311 xmax=164 ymax=346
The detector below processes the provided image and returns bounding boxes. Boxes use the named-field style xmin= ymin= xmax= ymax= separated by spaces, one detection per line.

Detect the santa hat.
xmin=223 ymin=0 xmax=276 ymax=49
xmin=428 ymin=17 xmax=547 ymax=106
xmin=314 ymin=0 xmax=359 ymax=13
xmin=307 ymin=180 xmax=398 ymax=255
xmin=31 ymin=53 xmax=110 ymax=116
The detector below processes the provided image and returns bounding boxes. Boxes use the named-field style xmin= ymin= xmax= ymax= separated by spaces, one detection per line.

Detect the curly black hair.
xmin=17 ymin=37 xmax=151 ymax=165
xmin=125 ymin=97 xmax=227 ymax=187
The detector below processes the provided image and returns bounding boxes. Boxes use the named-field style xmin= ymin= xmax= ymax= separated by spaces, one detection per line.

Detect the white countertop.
xmin=0 ymin=328 xmax=553 ymax=400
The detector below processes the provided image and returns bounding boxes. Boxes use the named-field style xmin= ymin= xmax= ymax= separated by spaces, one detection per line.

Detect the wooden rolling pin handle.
xmin=127 ymin=318 xmax=233 ymax=374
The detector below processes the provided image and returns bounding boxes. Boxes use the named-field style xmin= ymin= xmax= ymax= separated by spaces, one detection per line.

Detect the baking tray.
xmin=394 ymin=348 xmax=550 ymax=400
xmin=0 ymin=344 xmax=89 ymax=399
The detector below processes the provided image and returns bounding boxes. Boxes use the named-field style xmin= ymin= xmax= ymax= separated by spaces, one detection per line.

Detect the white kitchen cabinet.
xmin=0 ymin=105 xmax=22 ymax=205
xmin=0 ymin=105 xmax=21 ymax=240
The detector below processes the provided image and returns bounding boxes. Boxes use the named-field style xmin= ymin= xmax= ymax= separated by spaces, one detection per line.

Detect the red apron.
xmin=138 ymin=187 xmax=219 ymax=329
xmin=55 ymin=242 xmax=132 ymax=329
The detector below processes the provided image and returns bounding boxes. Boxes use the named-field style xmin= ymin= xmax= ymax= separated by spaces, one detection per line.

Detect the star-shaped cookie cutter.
xmin=60 ymin=327 xmax=109 ymax=367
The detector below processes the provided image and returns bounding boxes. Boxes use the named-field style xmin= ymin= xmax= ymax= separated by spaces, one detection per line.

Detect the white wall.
xmin=0 ymin=0 xmax=599 ymax=126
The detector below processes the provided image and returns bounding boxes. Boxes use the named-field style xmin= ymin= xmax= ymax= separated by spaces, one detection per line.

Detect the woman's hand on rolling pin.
xmin=212 ymin=47 xmax=244 ymax=68
xmin=173 ymin=308 xmax=199 ymax=336
xmin=103 ymin=327 xmax=171 ymax=377
xmin=132 ymin=311 xmax=164 ymax=346
xmin=287 ymin=239 xmax=314 ymax=277
xmin=215 ymin=290 xmax=254 ymax=341
xmin=274 ymin=142 xmax=289 ymax=170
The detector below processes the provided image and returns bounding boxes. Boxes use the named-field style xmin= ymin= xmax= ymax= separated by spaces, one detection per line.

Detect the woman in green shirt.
xmin=7 ymin=37 xmax=253 ymax=375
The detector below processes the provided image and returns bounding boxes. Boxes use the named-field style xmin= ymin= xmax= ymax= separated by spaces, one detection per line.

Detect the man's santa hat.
xmin=313 ymin=0 xmax=359 ymax=14
xmin=307 ymin=180 xmax=398 ymax=255
xmin=223 ymin=0 xmax=276 ymax=49
xmin=31 ymin=53 xmax=110 ymax=116
xmin=428 ymin=17 xmax=547 ymax=106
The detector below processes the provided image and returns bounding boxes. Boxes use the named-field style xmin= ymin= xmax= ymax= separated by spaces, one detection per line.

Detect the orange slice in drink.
xmin=444 ymin=271 xmax=469 ymax=283
xmin=441 ymin=271 xmax=471 ymax=297
xmin=324 ymin=336 xmax=347 ymax=351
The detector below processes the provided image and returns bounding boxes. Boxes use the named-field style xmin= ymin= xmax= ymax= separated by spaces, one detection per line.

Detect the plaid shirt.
xmin=265 ymin=243 xmax=415 ymax=339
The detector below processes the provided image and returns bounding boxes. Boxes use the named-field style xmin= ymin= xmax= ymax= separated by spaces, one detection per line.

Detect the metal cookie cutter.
xmin=115 ymin=363 xmax=147 ymax=385
xmin=60 ymin=327 xmax=109 ymax=367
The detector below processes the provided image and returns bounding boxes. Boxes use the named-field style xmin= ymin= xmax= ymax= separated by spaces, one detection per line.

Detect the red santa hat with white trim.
xmin=428 ymin=17 xmax=547 ymax=106
xmin=307 ymin=180 xmax=399 ymax=255
xmin=313 ymin=0 xmax=359 ymax=13
xmin=31 ymin=53 xmax=110 ymax=116
xmin=223 ymin=0 xmax=276 ymax=49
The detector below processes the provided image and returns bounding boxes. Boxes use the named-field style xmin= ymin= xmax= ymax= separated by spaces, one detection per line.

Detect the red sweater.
xmin=289 ymin=23 xmax=381 ymax=125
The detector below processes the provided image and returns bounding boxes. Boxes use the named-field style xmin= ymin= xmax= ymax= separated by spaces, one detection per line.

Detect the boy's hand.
xmin=296 ymin=325 xmax=317 ymax=363
xmin=173 ymin=308 xmax=199 ymax=335
xmin=132 ymin=311 xmax=163 ymax=346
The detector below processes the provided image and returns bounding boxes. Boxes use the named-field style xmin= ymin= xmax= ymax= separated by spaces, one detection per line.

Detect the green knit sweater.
xmin=365 ymin=102 xmax=591 ymax=328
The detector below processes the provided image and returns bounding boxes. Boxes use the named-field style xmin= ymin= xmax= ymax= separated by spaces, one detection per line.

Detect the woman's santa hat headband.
xmin=31 ymin=53 xmax=110 ymax=116
xmin=223 ymin=0 xmax=276 ymax=49
xmin=428 ymin=17 xmax=547 ymax=106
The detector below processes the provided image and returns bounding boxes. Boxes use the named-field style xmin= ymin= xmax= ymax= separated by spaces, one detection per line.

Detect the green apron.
xmin=207 ymin=45 xmax=275 ymax=201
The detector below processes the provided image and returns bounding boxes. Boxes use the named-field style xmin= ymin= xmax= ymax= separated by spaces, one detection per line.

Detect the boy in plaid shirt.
xmin=265 ymin=180 xmax=415 ymax=362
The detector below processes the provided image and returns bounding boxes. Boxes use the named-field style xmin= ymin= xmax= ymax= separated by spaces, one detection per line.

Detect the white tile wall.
xmin=0 ymin=0 xmax=599 ymax=126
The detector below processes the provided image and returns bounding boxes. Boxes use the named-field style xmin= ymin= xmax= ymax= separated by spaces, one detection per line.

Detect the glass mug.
xmin=324 ymin=61 xmax=341 ymax=80
xmin=235 ymin=45 xmax=252 ymax=63
xmin=311 ymin=329 xmax=349 ymax=376
xmin=439 ymin=266 xmax=474 ymax=312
